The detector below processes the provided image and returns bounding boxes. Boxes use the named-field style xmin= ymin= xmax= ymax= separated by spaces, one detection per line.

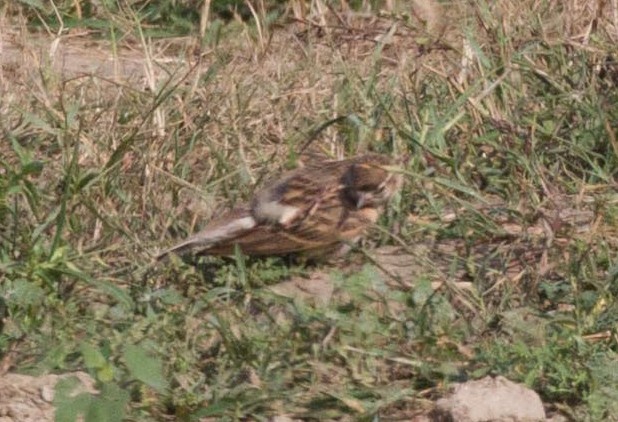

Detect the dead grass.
xmin=1 ymin=0 xmax=618 ymax=420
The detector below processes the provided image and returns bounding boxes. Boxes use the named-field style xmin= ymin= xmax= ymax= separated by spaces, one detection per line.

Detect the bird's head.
xmin=343 ymin=155 xmax=403 ymax=208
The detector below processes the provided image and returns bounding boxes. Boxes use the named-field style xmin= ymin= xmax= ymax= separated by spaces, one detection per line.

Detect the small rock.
xmin=0 ymin=372 xmax=96 ymax=422
xmin=434 ymin=376 xmax=546 ymax=422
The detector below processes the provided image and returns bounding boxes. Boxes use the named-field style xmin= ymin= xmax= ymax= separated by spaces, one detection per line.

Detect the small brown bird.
xmin=157 ymin=153 xmax=402 ymax=260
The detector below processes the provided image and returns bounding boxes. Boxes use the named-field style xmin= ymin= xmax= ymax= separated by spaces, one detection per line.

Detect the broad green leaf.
xmin=123 ymin=344 xmax=168 ymax=393
xmin=80 ymin=342 xmax=107 ymax=370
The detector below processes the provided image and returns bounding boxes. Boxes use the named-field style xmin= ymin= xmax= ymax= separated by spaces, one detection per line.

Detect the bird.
xmin=156 ymin=153 xmax=403 ymax=260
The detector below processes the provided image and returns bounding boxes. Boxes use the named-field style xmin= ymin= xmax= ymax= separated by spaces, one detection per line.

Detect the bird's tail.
xmin=156 ymin=214 xmax=257 ymax=260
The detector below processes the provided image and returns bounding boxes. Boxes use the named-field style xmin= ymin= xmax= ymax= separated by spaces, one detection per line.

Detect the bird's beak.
xmin=356 ymin=193 xmax=367 ymax=209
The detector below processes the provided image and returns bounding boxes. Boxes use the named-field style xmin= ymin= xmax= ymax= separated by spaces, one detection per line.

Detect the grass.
xmin=1 ymin=0 xmax=618 ymax=420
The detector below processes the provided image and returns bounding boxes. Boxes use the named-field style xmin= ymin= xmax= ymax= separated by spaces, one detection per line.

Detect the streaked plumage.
xmin=157 ymin=153 xmax=402 ymax=260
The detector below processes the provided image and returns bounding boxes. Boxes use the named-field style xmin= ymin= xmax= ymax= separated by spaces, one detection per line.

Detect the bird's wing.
xmin=196 ymin=187 xmax=344 ymax=256
xmin=205 ymin=196 xmax=380 ymax=257
xmin=252 ymin=164 xmax=350 ymax=226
